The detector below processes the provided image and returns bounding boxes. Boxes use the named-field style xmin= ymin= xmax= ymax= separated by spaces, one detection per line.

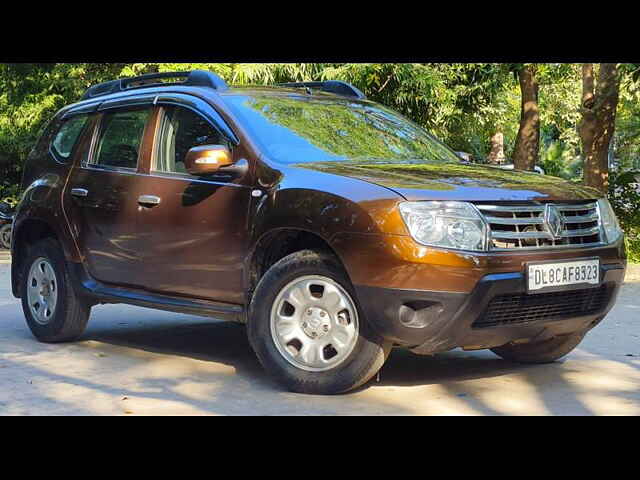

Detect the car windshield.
xmin=224 ymin=93 xmax=462 ymax=164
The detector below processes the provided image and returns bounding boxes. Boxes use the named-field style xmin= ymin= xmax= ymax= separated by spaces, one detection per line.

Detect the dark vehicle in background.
xmin=10 ymin=71 xmax=626 ymax=394
xmin=0 ymin=201 xmax=14 ymax=249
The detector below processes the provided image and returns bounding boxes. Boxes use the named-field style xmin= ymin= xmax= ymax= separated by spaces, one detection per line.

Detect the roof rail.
xmin=278 ymin=81 xmax=366 ymax=100
xmin=81 ymin=70 xmax=228 ymax=101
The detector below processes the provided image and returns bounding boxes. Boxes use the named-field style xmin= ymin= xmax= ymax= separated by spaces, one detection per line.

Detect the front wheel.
xmin=248 ymin=250 xmax=391 ymax=394
xmin=0 ymin=223 xmax=11 ymax=249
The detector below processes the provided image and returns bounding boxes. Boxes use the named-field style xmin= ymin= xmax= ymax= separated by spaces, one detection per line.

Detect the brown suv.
xmin=10 ymin=70 xmax=626 ymax=394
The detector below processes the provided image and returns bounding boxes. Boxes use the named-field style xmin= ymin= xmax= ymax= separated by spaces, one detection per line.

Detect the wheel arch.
xmin=246 ymin=227 xmax=350 ymax=304
xmin=11 ymin=218 xmax=68 ymax=298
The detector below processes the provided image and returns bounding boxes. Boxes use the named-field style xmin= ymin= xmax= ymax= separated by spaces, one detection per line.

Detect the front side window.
xmin=154 ymin=105 xmax=229 ymax=174
xmin=51 ymin=115 xmax=88 ymax=161
xmin=92 ymin=108 xmax=151 ymax=170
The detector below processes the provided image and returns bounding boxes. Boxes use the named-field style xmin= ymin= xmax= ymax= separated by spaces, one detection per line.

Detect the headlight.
xmin=399 ymin=201 xmax=488 ymax=251
xmin=597 ymin=198 xmax=623 ymax=244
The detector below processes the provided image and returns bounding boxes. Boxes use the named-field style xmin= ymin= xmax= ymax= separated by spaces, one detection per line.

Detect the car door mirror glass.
xmin=184 ymin=145 xmax=234 ymax=176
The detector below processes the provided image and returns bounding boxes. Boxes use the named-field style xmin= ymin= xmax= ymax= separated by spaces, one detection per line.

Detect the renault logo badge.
xmin=543 ymin=204 xmax=564 ymax=239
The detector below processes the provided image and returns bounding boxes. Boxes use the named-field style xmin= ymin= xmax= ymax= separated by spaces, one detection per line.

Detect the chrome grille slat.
xmin=475 ymin=201 xmax=604 ymax=251
xmin=557 ymin=203 xmax=597 ymax=211
xmin=477 ymin=205 xmax=544 ymax=213
xmin=562 ymin=213 xmax=599 ymax=223
xmin=485 ymin=216 xmax=544 ymax=225
xmin=490 ymin=242 xmax=604 ymax=252
xmin=491 ymin=226 xmax=600 ymax=240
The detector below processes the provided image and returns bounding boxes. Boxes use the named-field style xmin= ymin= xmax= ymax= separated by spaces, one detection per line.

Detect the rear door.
xmin=65 ymin=102 xmax=156 ymax=287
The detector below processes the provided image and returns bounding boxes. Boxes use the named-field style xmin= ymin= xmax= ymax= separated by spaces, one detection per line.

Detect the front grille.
xmin=473 ymin=285 xmax=610 ymax=328
xmin=475 ymin=201 xmax=603 ymax=250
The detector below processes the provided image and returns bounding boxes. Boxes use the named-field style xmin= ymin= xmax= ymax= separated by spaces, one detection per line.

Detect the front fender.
xmin=247 ymin=164 xmax=407 ymax=288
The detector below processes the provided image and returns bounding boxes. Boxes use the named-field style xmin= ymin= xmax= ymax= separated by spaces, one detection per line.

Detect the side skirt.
xmin=69 ymin=262 xmax=245 ymax=322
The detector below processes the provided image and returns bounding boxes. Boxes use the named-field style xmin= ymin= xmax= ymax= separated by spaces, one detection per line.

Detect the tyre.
xmin=491 ymin=332 xmax=585 ymax=364
xmin=21 ymin=237 xmax=91 ymax=343
xmin=0 ymin=223 xmax=11 ymax=249
xmin=248 ymin=249 xmax=391 ymax=394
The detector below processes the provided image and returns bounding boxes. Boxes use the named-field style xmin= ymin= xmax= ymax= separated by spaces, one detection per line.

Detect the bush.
xmin=539 ymin=141 xmax=583 ymax=181
xmin=0 ymin=182 xmax=20 ymax=206
xmin=626 ymin=233 xmax=640 ymax=264
xmin=539 ymin=141 xmax=565 ymax=177
xmin=608 ymin=169 xmax=640 ymax=263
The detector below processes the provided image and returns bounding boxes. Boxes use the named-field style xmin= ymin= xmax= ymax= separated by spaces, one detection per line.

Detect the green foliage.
xmin=0 ymin=182 xmax=20 ymax=206
xmin=625 ymin=233 xmax=640 ymax=264
xmin=609 ymin=170 xmax=640 ymax=230
xmin=538 ymin=64 xmax=582 ymax=150
xmin=608 ymin=170 xmax=640 ymax=262
xmin=539 ymin=141 xmax=565 ymax=177
xmin=0 ymin=63 xmax=127 ymax=187
xmin=320 ymin=63 xmax=518 ymax=159
xmin=1 ymin=62 xmax=639 ymax=262
xmin=539 ymin=140 xmax=583 ymax=180
xmin=614 ymin=76 xmax=640 ymax=172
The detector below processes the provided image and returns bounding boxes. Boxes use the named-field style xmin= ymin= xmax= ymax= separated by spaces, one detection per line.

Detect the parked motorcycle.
xmin=0 ymin=201 xmax=15 ymax=250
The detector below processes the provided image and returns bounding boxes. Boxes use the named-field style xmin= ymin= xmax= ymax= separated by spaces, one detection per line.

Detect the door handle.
xmin=138 ymin=195 xmax=161 ymax=207
xmin=70 ymin=188 xmax=89 ymax=198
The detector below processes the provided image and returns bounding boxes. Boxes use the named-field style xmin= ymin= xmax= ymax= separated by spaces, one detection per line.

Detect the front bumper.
xmin=355 ymin=262 xmax=626 ymax=354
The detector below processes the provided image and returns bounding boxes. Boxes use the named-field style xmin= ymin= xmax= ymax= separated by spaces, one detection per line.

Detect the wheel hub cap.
xmin=270 ymin=275 xmax=359 ymax=372
xmin=301 ymin=307 xmax=332 ymax=339
xmin=26 ymin=258 xmax=58 ymax=325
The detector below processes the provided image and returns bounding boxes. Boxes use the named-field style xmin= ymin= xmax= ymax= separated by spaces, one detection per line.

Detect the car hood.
xmin=292 ymin=160 xmax=600 ymax=202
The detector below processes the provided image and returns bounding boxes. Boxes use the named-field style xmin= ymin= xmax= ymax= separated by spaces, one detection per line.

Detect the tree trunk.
xmin=488 ymin=131 xmax=506 ymax=164
xmin=513 ymin=65 xmax=540 ymax=171
xmin=580 ymin=63 xmax=620 ymax=194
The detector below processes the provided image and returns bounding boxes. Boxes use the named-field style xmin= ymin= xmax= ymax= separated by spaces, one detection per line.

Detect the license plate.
xmin=527 ymin=258 xmax=600 ymax=293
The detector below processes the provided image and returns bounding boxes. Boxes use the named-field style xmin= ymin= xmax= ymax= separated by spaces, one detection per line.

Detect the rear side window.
xmin=91 ymin=109 xmax=151 ymax=170
xmin=50 ymin=115 xmax=88 ymax=162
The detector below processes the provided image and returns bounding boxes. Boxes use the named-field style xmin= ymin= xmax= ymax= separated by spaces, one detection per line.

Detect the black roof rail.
xmin=278 ymin=81 xmax=366 ymax=100
xmin=81 ymin=70 xmax=228 ymax=101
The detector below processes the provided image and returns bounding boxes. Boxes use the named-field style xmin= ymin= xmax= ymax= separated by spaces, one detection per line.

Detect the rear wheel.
xmin=0 ymin=224 xmax=11 ymax=249
xmin=491 ymin=332 xmax=585 ymax=364
xmin=248 ymin=250 xmax=391 ymax=394
xmin=21 ymin=238 xmax=91 ymax=343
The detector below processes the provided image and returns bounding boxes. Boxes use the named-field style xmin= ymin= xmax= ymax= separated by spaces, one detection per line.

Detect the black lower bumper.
xmin=355 ymin=263 xmax=626 ymax=354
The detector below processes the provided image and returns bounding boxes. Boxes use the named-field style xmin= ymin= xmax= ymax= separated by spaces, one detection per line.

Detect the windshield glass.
xmin=224 ymin=93 xmax=461 ymax=164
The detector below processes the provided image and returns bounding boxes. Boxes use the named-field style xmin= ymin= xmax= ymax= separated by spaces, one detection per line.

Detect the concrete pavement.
xmin=1 ymin=254 xmax=638 ymax=415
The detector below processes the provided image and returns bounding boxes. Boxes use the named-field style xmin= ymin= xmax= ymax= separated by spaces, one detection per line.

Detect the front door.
xmin=133 ymin=102 xmax=251 ymax=304
xmin=65 ymin=106 xmax=154 ymax=287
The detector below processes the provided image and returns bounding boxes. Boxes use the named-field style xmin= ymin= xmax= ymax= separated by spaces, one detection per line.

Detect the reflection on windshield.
xmin=225 ymin=94 xmax=461 ymax=164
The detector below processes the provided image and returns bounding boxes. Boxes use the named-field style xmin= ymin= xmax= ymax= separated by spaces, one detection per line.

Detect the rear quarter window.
xmin=50 ymin=115 xmax=88 ymax=162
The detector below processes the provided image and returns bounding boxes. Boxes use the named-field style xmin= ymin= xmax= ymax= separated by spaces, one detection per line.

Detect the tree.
xmin=512 ymin=64 xmax=540 ymax=171
xmin=0 ymin=63 xmax=127 ymax=190
xmin=579 ymin=63 xmax=621 ymax=193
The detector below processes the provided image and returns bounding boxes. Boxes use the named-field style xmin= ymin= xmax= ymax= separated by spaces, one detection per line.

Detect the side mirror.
xmin=184 ymin=145 xmax=234 ymax=176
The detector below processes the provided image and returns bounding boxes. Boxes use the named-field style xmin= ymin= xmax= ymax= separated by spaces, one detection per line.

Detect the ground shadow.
xmin=83 ymin=315 xmax=271 ymax=388
xmin=82 ymin=312 xmax=589 ymax=415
